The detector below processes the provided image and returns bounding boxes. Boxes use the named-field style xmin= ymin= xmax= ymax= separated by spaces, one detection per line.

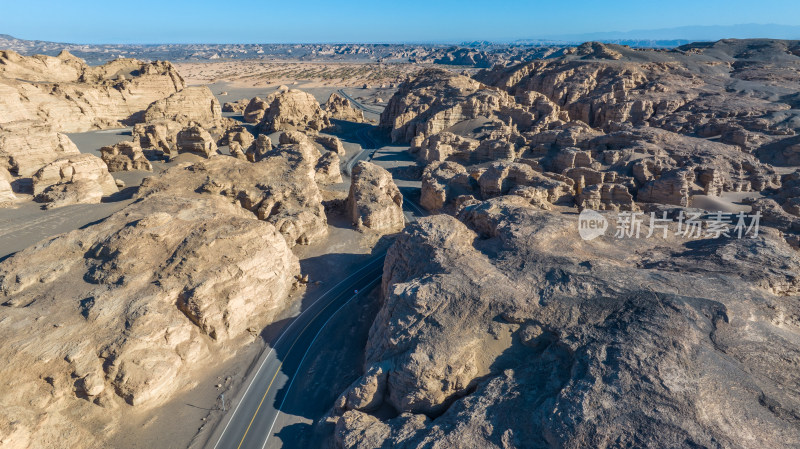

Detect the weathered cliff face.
xmin=0 ymin=51 xmax=185 ymax=132
xmin=324 ymin=92 xmax=366 ymax=123
xmin=136 ymin=136 xmax=328 ymax=247
xmin=142 ymin=86 xmax=222 ymax=129
xmin=0 ymin=191 xmax=299 ymax=448
xmin=31 ymin=154 xmax=118 ymax=208
xmin=335 ymin=199 xmax=800 ymax=449
xmin=258 ymin=89 xmax=331 ymax=134
xmin=476 ymin=40 xmax=800 ymax=151
xmin=0 ymin=141 xmax=338 ymax=446
xmin=0 ymin=121 xmax=81 ymax=177
xmin=348 ymin=161 xmax=404 ymax=233
xmin=380 ymin=68 xmax=567 ymax=144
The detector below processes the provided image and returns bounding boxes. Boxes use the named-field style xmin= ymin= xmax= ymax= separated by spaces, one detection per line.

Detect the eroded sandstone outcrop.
xmin=0 ymin=51 xmax=185 ymax=132
xmin=176 ymin=123 xmax=218 ymax=158
xmin=335 ymin=199 xmax=800 ymax=448
xmin=0 ymin=191 xmax=299 ymax=446
xmin=99 ymin=141 xmax=152 ymax=172
xmin=31 ymin=154 xmax=118 ymax=208
xmin=324 ymin=92 xmax=365 ymax=123
xmin=259 ymin=89 xmax=330 ymax=134
xmin=137 ymin=139 xmax=328 ymax=247
xmin=142 ymin=86 xmax=222 ymax=129
xmin=348 ymin=161 xmax=404 ymax=233
xmin=0 ymin=167 xmax=16 ymax=206
xmin=0 ymin=122 xmax=81 ymax=176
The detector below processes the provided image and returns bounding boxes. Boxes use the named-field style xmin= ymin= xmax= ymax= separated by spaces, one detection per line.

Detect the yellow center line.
xmin=236 ymin=362 xmax=283 ymax=449
xmin=235 ymin=268 xmax=379 ymax=448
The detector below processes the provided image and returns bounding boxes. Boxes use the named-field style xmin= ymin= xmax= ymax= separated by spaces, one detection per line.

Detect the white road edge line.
xmin=211 ymin=257 xmax=384 ymax=449
xmin=260 ymin=275 xmax=383 ymax=449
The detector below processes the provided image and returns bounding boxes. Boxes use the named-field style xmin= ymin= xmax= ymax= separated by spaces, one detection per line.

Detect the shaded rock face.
xmin=324 ymin=92 xmax=365 ymax=123
xmin=335 ymin=199 xmax=800 ymax=449
xmin=380 ymin=68 xmax=566 ymax=144
xmin=636 ymin=168 xmax=693 ymax=206
xmin=0 ymin=167 xmax=16 ymax=206
xmin=420 ymin=161 xmax=472 ymax=212
xmin=176 ymin=123 xmax=218 ymax=158
xmin=137 ymin=147 xmax=328 ymax=247
xmin=477 ymin=40 xmax=800 ymax=152
xmin=132 ymin=120 xmax=182 ymax=156
xmin=315 ymin=152 xmax=343 ymax=185
xmin=0 ymin=122 xmax=80 ymax=176
xmin=577 ymin=182 xmax=637 ymax=211
xmin=222 ymin=98 xmax=248 ymax=113
xmin=419 ymin=159 xmax=573 ymax=213
xmin=142 ymin=86 xmax=222 ymax=129
xmin=316 ymin=134 xmax=346 ymax=156
xmin=243 ymin=95 xmax=275 ymax=123
xmin=348 ymin=161 xmax=404 ymax=233
xmin=0 ymin=191 xmax=299 ymax=446
xmin=246 ymin=134 xmax=272 ymax=162
xmin=99 ymin=141 xmax=152 ymax=172
xmin=31 ymin=154 xmax=117 ymax=208
xmin=0 ymin=50 xmax=185 ymax=132
xmin=259 ymin=89 xmax=331 ymax=133
xmin=384 ymin=64 xmax=783 ymax=213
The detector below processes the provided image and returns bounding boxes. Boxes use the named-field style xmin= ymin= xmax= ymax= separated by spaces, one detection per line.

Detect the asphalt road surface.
xmin=208 ymin=108 xmax=425 ymax=448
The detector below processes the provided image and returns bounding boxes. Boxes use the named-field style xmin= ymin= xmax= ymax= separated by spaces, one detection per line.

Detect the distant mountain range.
xmin=516 ymin=24 xmax=800 ymax=46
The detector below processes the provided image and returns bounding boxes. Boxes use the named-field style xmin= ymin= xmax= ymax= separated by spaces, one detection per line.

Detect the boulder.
xmin=420 ymin=161 xmax=474 ymax=212
xmin=259 ymin=89 xmax=330 ymax=134
xmin=142 ymin=86 xmax=222 ymax=129
xmin=222 ymin=98 xmax=248 ymax=113
xmin=133 ymin=120 xmax=182 ymax=155
xmin=348 ymin=161 xmax=404 ymax=233
xmin=243 ymin=96 xmax=273 ymax=123
xmin=0 ymin=122 xmax=81 ymax=176
xmin=323 ymin=92 xmax=365 ymax=123
xmin=99 ymin=141 xmax=152 ymax=172
xmin=315 ymin=152 xmax=342 ymax=185
xmin=315 ymin=135 xmax=346 ymax=156
xmin=246 ymin=135 xmax=272 ymax=163
xmin=0 ymin=167 xmax=16 ymax=206
xmin=31 ymin=154 xmax=118 ymax=208
xmin=176 ymin=124 xmax=218 ymax=158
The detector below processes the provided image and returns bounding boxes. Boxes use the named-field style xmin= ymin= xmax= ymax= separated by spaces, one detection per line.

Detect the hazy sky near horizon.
xmin=2 ymin=0 xmax=800 ymax=43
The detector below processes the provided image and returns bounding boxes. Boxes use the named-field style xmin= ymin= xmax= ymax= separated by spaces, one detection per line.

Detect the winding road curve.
xmin=207 ymin=96 xmax=425 ymax=449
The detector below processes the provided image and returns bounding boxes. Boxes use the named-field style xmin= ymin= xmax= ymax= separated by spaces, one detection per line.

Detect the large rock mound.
xmin=142 ymin=86 xmax=222 ymax=129
xmin=335 ymin=199 xmax=800 ymax=448
xmin=324 ymin=92 xmax=365 ymax=123
xmin=31 ymin=154 xmax=118 ymax=208
xmin=348 ymin=161 xmax=404 ymax=233
xmin=259 ymin=89 xmax=330 ymax=134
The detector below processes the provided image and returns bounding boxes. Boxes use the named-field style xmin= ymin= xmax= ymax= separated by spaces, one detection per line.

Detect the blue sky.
xmin=1 ymin=0 xmax=800 ymax=44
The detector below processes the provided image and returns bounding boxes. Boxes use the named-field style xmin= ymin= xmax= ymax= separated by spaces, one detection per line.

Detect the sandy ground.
xmin=691 ymin=191 xmax=759 ymax=213
xmin=174 ymin=60 xmax=424 ymax=89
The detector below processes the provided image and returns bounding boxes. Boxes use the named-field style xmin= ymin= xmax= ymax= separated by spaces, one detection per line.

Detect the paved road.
xmin=336 ymin=89 xmax=383 ymax=115
xmin=209 ymin=256 xmax=385 ymax=449
xmin=208 ymin=115 xmax=426 ymax=449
